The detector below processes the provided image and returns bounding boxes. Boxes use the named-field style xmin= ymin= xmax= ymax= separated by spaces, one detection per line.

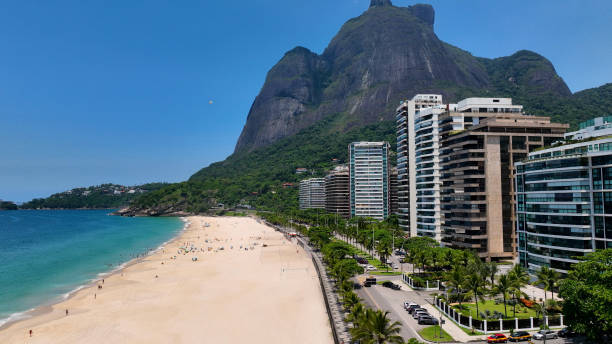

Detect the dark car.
xmin=355 ymin=256 xmax=369 ymax=264
xmin=406 ymin=304 xmax=420 ymax=313
xmin=363 ymin=277 xmax=377 ymax=287
xmin=417 ymin=315 xmax=439 ymax=325
xmin=382 ymin=281 xmax=401 ymax=290
xmin=557 ymin=328 xmax=576 ymax=338
xmin=508 ymin=331 xmax=531 ymax=342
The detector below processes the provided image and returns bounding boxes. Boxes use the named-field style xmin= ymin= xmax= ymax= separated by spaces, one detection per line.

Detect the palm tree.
xmin=534 ymin=266 xmax=560 ymax=302
xmin=376 ymin=240 xmax=393 ymax=272
xmin=493 ymin=273 xmax=512 ymax=318
xmin=351 ymin=309 xmax=404 ymax=344
xmin=342 ymin=291 xmax=361 ymax=311
xmin=483 ymin=262 xmax=498 ymax=287
xmin=445 ymin=265 xmax=467 ymax=310
xmin=464 ymin=270 xmax=486 ymax=318
xmin=346 ymin=303 xmax=365 ymax=325
xmin=508 ymin=264 xmax=529 ymax=316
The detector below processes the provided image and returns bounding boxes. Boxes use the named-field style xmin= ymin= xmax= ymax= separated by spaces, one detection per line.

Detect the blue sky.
xmin=1 ymin=0 xmax=611 ymax=202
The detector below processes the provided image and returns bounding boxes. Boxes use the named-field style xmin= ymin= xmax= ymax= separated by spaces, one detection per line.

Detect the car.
xmin=508 ymin=331 xmax=531 ymax=342
xmin=532 ymin=330 xmax=558 ymax=340
xmin=406 ymin=304 xmax=420 ymax=313
xmin=417 ymin=315 xmax=439 ymax=325
xmin=409 ymin=306 xmax=425 ymax=315
xmin=355 ymin=256 xmax=369 ymax=265
xmin=412 ymin=310 xmax=429 ymax=319
xmin=487 ymin=333 xmax=508 ymax=343
xmin=557 ymin=328 xmax=576 ymax=338
xmin=382 ymin=281 xmax=401 ymax=290
xmin=366 ymin=265 xmax=377 ymax=271
xmin=363 ymin=277 xmax=377 ymax=287
xmin=403 ymin=301 xmax=415 ymax=310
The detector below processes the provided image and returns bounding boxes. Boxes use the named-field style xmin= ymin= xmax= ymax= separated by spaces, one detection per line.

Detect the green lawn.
xmin=369 ymin=270 xmax=402 ymax=276
xmin=419 ymin=325 xmax=454 ymax=342
xmin=453 ymin=300 xmax=537 ymax=320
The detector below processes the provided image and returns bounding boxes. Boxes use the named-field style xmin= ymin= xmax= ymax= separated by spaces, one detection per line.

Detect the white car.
xmin=366 ymin=265 xmax=377 ymax=271
xmin=532 ymin=330 xmax=558 ymax=340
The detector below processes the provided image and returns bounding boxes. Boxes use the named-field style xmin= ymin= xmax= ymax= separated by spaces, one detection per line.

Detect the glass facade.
xmin=349 ymin=142 xmax=390 ymax=220
xmin=515 ymin=137 xmax=612 ymax=274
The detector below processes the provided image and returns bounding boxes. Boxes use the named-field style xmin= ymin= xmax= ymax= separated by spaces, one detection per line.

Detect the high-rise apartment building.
xmin=299 ymin=178 xmax=326 ymax=210
xmin=349 ymin=141 xmax=390 ymax=220
xmin=516 ymin=119 xmax=612 ymax=274
xmin=439 ymin=98 xmax=568 ymax=260
xmin=390 ymin=167 xmax=398 ymax=216
xmin=396 ymin=94 xmax=443 ymax=236
xmin=325 ymin=165 xmax=350 ymax=218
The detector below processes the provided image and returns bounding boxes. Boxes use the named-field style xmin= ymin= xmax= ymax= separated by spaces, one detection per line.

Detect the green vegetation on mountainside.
xmin=21 ymin=183 xmax=168 ymax=209
xmin=0 ymin=201 xmax=18 ymax=210
xmin=128 ymin=115 xmax=396 ymax=213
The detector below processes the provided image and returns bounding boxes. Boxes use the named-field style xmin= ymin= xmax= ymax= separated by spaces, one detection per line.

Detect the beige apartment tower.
xmin=439 ymin=98 xmax=568 ymax=260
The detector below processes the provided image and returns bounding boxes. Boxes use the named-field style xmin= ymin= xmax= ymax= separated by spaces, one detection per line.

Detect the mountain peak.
xmin=370 ymin=0 xmax=392 ymax=8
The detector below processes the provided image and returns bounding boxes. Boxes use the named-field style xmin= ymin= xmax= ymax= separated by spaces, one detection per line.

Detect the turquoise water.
xmin=0 ymin=210 xmax=183 ymax=325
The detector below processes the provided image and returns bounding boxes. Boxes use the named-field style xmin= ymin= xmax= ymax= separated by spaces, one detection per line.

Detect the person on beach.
xmin=65 ymin=309 xmax=68 ymax=316
xmin=29 ymin=329 xmax=32 ymax=337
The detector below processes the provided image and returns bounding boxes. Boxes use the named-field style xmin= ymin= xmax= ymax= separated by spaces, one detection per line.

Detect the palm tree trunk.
xmin=503 ymin=294 xmax=507 ymax=318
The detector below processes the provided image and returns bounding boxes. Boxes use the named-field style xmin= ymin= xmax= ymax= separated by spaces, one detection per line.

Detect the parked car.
xmin=406 ymin=304 xmax=420 ymax=313
xmin=508 ymin=331 xmax=531 ymax=342
xmin=487 ymin=333 xmax=508 ymax=343
xmin=392 ymin=263 xmax=399 ymax=269
xmin=382 ymin=281 xmax=401 ymax=290
xmin=417 ymin=315 xmax=439 ymax=325
xmin=412 ymin=310 xmax=429 ymax=319
xmin=366 ymin=265 xmax=377 ymax=271
xmin=403 ymin=301 xmax=416 ymax=310
xmin=533 ymin=330 xmax=558 ymax=340
xmin=557 ymin=328 xmax=576 ymax=338
xmin=355 ymin=256 xmax=369 ymax=265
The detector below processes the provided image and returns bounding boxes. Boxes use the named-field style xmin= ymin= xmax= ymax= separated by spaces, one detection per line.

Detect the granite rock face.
xmin=234 ymin=3 xmax=570 ymax=153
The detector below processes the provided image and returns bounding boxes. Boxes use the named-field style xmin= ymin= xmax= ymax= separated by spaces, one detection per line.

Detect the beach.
xmin=0 ymin=216 xmax=333 ymax=343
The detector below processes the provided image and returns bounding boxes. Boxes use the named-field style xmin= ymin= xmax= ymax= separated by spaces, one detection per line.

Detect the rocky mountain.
xmin=234 ymin=0 xmax=571 ymax=152
xmin=123 ymin=1 xmax=612 ymax=216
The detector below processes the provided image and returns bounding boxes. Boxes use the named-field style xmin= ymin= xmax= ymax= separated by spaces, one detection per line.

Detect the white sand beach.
xmin=0 ymin=216 xmax=332 ymax=344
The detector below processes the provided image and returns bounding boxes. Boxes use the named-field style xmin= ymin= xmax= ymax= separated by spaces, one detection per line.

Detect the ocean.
xmin=0 ymin=209 xmax=183 ymax=326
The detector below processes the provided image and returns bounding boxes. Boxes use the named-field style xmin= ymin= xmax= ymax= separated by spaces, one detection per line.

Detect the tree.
xmin=559 ymin=249 xmax=612 ymax=341
xmin=492 ymin=273 xmax=512 ymax=318
xmin=465 ymin=267 xmax=486 ymax=318
xmin=342 ymin=291 xmax=361 ymax=311
xmin=376 ymin=239 xmax=393 ymax=272
xmin=483 ymin=262 xmax=498 ymax=287
xmin=445 ymin=265 xmax=467 ymax=310
xmin=508 ymin=264 xmax=529 ymax=316
xmin=533 ymin=266 xmax=560 ymax=302
xmin=351 ymin=309 xmax=404 ymax=344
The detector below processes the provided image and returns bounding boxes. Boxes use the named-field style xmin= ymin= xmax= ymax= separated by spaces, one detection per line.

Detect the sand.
xmin=0 ymin=216 xmax=333 ymax=344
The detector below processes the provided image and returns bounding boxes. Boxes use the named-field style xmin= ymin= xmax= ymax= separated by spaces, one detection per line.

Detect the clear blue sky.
xmin=1 ymin=0 xmax=611 ymax=202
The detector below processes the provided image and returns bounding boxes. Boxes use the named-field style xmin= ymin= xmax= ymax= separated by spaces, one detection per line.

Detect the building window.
xmin=593 ymin=168 xmax=603 ymax=190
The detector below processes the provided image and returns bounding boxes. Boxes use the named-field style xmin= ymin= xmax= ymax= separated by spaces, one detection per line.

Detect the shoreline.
xmin=0 ymin=217 xmax=189 ymax=331
xmin=0 ymin=216 xmax=332 ymax=343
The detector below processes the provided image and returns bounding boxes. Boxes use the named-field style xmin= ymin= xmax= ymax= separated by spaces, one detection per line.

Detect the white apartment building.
xmin=396 ymin=94 xmax=443 ymax=237
xmin=349 ymin=141 xmax=390 ymax=220
xmin=299 ymin=178 xmax=326 ymax=210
